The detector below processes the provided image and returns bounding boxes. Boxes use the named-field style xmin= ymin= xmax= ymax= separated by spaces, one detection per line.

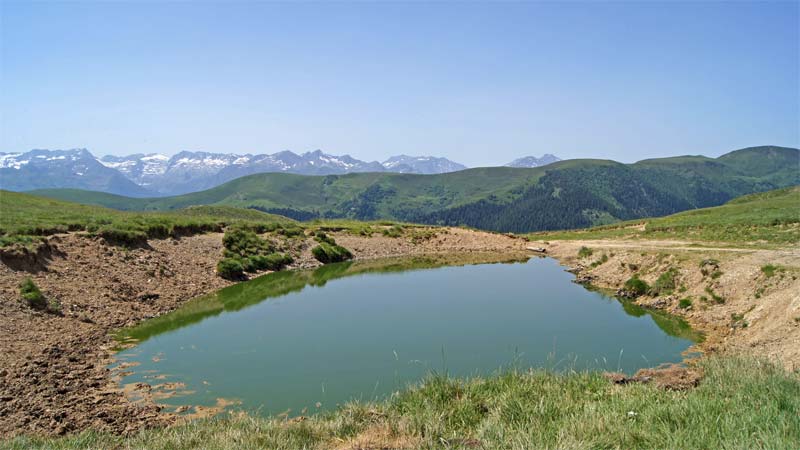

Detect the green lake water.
xmin=112 ymin=256 xmax=700 ymax=416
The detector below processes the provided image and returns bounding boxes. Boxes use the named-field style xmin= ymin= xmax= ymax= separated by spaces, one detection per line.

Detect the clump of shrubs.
xmin=649 ymin=268 xmax=678 ymax=296
xmin=216 ymin=258 xmax=246 ymax=280
xmin=678 ymin=297 xmax=693 ymax=309
xmin=577 ymin=246 xmax=593 ymax=258
xmin=19 ymin=277 xmax=61 ymax=314
xmin=311 ymin=232 xmax=353 ymax=264
xmin=217 ymin=228 xmax=293 ymax=280
xmin=382 ymin=225 xmax=404 ymax=238
xmin=623 ymin=276 xmax=650 ymax=297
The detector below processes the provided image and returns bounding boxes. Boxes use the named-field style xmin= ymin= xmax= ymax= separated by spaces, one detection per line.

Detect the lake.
xmin=112 ymin=255 xmax=700 ymax=417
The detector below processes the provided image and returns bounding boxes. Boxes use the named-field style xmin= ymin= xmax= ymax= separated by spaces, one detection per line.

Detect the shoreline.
xmin=1 ymin=228 xmax=797 ymax=438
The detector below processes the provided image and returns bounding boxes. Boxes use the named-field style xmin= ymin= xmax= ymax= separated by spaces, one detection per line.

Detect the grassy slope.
xmin=531 ymin=186 xmax=800 ymax=246
xmin=5 ymin=357 xmax=798 ymax=449
xmin=0 ymin=190 xmax=294 ymax=247
xmin=29 ymin=146 xmax=800 ymax=233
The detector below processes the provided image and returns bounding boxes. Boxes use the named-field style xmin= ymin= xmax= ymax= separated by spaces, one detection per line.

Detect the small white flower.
xmin=627 ymin=410 xmax=637 ymax=417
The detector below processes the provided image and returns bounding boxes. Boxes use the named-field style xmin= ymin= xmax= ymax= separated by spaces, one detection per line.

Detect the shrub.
xmin=217 ymin=258 xmax=245 ymax=280
xmin=312 ymin=242 xmax=353 ymax=264
xmin=623 ymin=276 xmax=650 ymax=297
xmin=276 ymin=226 xmax=304 ymax=238
xmin=678 ymin=297 xmax=693 ymax=309
xmin=704 ymin=286 xmax=725 ymax=304
xmin=314 ymin=232 xmax=336 ymax=245
xmin=577 ymin=246 xmax=593 ymax=258
xmin=649 ymin=268 xmax=678 ymax=296
xmin=222 ymin=228 xmax=274 ymax=258
xmin=20 ymin=277 xmax=46 ymax=310
xmin=47 ymin=297 xmax=63 ymax=315
xmin=761 ymin=264 xmax=780 ymax=278
xmin=382 ymin=225 xmax=404 ymax=238
xmin=590 ymin=254 xmax=609 ymax=268
xmin=247 ymin=253 xmax=293 ymax=272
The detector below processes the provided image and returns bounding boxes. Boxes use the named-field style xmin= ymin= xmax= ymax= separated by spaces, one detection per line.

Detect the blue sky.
xmin=1 ymin=1 xmax=797 ymax=166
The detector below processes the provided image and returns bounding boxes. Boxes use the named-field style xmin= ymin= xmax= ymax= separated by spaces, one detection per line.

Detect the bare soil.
xmin=2 ymin=229 xmax=797 ymax=439
xmin=538 ymin=239 xmax=800 ymax=371
xmin=0 ymin=228 xmax=527 ymax=438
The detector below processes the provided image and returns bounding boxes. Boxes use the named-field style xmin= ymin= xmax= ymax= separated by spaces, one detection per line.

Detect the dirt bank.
xmin=539 ymin=239 xmax=800 ymax=371
xmin=0 ymin=228 xmax=528 ymax=438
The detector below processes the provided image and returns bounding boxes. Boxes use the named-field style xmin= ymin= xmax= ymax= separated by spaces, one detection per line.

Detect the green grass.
xmin=623 ymin=276 xmax=650 ymax=297
xmin=531 ymin=186 xmax=800 ymax=246
xmin=0 ymin=190 xmax=295 ymax=248
xmin=761 ymin=264 xmax=784 ymax=278
xmin=29 ymin=146 xmax=800 ymax=234
xmin=4 ymin=357 xmax=798 ymax=449
xmin=19 ymin=277 xmax=46 ymax=310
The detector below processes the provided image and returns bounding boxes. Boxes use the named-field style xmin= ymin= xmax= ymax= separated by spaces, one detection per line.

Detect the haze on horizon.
xmin=1 ymin=1 xmax=798 ymax=167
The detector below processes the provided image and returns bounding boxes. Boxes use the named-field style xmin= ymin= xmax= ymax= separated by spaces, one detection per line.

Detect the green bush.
xmin=313 ymin=231 xmax=336 ymax=245
xmin=312 ymin=242 xmax=353 ymax=264
xmin=705 ymin=286 xmax=725 ymax=304
xmin=577 ymin=246 xmax=593 ymax=258
xmin=20 ymin=277 xmax=46 ymax=310
xmin=623 ymin=276 xmax=650 ymax=297
xmin=222 ymin=228 xmax=274 ymax=258
xmin=678 ymin=297 xmax=693 ymax=309
xmin=217 ymin=258 xmax=245 ymax=280
xmin=247 ymin=253 xmax=294 ymax=272
xmin=276 ymin=225 xmax=304 ymax=238
xmin=590 ymin=254 xmax=609 ymax=268
xmin=761 ymin=264 xmax=781 ymax=278
xmin=382 ymin=225 xmax=404 ymax=238
xmin=649 ymin=268 xmax=678 ymax=296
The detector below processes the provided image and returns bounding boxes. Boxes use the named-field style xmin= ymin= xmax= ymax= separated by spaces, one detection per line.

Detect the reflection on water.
xmin=113 ymin=254 xmax=700 ymax=417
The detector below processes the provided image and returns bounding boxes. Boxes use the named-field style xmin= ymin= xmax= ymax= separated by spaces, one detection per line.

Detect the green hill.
xmin=0 ymin=190 xmax=294 ymax=247
xmin=30 ymin=146 xmax=800 ymax=233
xmin=532 ymin=186 xmax=800 ymax=245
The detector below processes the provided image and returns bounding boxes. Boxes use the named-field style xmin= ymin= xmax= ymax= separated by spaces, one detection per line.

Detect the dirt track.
xmin=1 ymin=229 xmax=797 ymax=438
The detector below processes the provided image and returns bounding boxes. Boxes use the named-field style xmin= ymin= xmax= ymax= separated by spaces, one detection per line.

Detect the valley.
xmin=26 ymin=145 xmax=800 ymax=233
xmin=0 ymin=186 xmax=798 ymax=448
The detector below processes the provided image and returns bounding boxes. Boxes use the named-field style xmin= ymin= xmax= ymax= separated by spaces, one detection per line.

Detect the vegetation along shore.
xmin=0 ymin=186 xmax=798 ymax=448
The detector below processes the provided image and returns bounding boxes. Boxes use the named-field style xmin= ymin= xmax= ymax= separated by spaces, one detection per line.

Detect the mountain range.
xmin=0 ymin=148 xmax=558 ymax=196
xmin=28 ymin=146 xmax=800 ymax=233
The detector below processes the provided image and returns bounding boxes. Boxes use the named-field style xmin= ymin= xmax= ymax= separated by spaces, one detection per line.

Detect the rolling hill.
xmin=29 ymin=146 xmax=799 ymax=233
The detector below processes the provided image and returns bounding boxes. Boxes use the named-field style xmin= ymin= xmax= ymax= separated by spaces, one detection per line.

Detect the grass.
xmin=217 ymin=228 xmax=293 ymax=279
xmin=761 ymin=264 xmax=783 ymax=278
xmin=19 ymin=277 xmax=46 ymax=310
xmin=0 ymin=190 xmax=295 ymax=248
xmin=530 ymin=186 xmax=800 ymax=246
xmin=623 ymin=276 xmax=650 ymax=297
xmin=5 ymin=356 xmax=798 ymax=449
xmin=649 ymin=268 xmax=678 ymax=296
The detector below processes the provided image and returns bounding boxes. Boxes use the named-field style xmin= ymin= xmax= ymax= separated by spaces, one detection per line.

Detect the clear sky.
xmin=1 ymin=1 xmax=797 ymax=166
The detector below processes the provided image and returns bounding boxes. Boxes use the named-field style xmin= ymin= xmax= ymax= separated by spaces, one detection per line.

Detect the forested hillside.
xmin=31 ymin=146 xmax=800 ymax=233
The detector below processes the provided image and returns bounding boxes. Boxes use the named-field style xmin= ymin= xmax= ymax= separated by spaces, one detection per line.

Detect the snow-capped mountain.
xmin=381 ymin=155 xmax=467 ymax=174
xmin=100 ymin=150 xmax=466 ymax=195
xmin=505 ymin=154 xmax=561 ymax=168
xmin=0 ymin=148 xmax=470 ymax=196
xmin=99 ymin=153 xmax=169 ymax=186
xmin=0 ymin=149 xmax=149 ymax=196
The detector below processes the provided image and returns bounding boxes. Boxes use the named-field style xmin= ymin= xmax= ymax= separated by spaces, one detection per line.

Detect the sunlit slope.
xmin=30 ymin=146 xmax=800 ymax=233
xmin=0 ymin=190 xmax=294 ymax=246
xmin=532 ymin=186 xmax=800 ymax=245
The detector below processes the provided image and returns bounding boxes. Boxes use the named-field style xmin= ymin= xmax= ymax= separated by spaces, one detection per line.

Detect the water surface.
xmin=113 ymin=255 xmax=699 ymax=416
